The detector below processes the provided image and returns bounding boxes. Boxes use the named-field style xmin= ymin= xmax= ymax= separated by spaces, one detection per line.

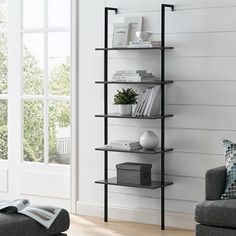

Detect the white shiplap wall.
xmin=78 ymin=0 xmax=235 ymax=229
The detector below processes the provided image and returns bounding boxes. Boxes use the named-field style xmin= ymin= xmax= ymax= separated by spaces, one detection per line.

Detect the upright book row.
xmin=133 ymin=86 xmax=161 ymax=117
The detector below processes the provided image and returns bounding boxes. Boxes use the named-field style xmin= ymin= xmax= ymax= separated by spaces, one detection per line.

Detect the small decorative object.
xmin=136 ymin=31 xmax=152 ymax=42
xmin=140 ymin=131 xmax=159 ymax=150
xmin=112 ymin=23 xmax=130 ymax=48
xmin=114 ymin=88 xmax=138 ymax=115
xmin=124 ymin=16 xmax=143 ymax=43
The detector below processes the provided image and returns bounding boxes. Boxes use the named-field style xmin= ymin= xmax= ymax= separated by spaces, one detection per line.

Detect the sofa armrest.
xmin=205 ymin=166 xmax=226 ymax=200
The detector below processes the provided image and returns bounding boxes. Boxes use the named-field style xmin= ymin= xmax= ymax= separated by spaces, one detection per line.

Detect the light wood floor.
xmin=67 ymin=215 xmax=195 ymax=236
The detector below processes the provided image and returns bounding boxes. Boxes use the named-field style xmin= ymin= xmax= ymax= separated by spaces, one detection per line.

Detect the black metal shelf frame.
xmin=95 ymin=46 xmax=174 ymax=50
xmin=95 ymin=80 xmax=173 ymax=85
xmin=95 ymin=146 xmax=174 ymax=155
xmin=95 ymin=177 xmax=173 ymax=189
xmin=95 ymin=4 xmax=175 ymax=230
xmin=95 ymin=113 xmax=173 ymax=119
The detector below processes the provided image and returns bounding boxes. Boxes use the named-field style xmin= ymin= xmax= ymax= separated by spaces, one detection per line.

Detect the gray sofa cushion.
xmin=196 ymin=224 xmax=236 ymax=236
xmin=0 ymin=209 xmax=69 ymax=236
xmin=205 ymin=166 xmax=226 ymax=200
xmin=195 ymin=200 xmax=236 ymax=228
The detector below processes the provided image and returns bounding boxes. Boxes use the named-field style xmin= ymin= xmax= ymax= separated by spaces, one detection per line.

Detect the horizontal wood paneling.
xmin=105 ymin=32 xmax=236 ymax=56
xmin=166 ymin=81 xmax=236 ymax=105
xmin=107 ymin=152 xmax=224 ymax=178
xmin=108 ymin=7 xmax=236 ymax=34
xmin=81 ymin=0 xmax=236 ymax=225
xmin=109 ymin=192 xmax=196 ymax=214
xmin=106 ymin=57 xmax=236 ymax=82
xmin=106 ymin=0 xmax=236 ymax=11
xmin=106 ymin=125 xmax=233 ymax=155
xmin=106 ymin=81 xmax=236 ymax=106
xmin=107 ymin=170 xmax=204 ymax=202
xmin=105 ymin=104 xmax=236 ymax=131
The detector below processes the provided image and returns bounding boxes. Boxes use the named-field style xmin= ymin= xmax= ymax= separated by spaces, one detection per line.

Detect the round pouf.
xmin=140 ymin=131 xmax=159 ymax=150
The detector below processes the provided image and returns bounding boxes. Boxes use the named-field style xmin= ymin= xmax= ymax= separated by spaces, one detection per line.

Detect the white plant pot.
xmin=117 ymin=104 xmax=132 ymax=115
xmin=140 ymin=131 xmax=159 ymax=150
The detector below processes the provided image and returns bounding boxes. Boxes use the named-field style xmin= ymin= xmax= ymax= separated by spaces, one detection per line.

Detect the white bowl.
xmin=136 ymin=31 xmax=152 ymax=42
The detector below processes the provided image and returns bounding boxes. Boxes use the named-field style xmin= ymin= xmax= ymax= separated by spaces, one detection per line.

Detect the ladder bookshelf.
xmin=95 ymin=4 xmax=175 ymax=230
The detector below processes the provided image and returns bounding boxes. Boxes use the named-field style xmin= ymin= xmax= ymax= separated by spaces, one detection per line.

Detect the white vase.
xmin=117 ymin=104 xmax=132 ymax=115
xmin=140 ymin=131 xmax=159 ymax=150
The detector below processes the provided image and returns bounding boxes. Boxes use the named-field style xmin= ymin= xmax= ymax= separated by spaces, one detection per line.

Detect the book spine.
xmin=144 ymin=87 xmax=154 ymax=116
xmin=140 ymin=88 xmax=151 ymax=116
xmin=115 ymin=70 xmax=147 ymax=74
xmin=133 ymin=92 xmax=144 ymax=116
xmin=127 ymin=45 xmax=153 ymax=48
xmin=114 ymin=72 xmax=152 ymax=77
xmin=113 ymin=77 xmax=156 ymax=82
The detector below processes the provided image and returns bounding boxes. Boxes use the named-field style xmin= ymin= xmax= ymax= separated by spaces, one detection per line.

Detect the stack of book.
xmin=133 ymin=86 xmax=161 ymax=117
xmin=108 ymin=140 xmax=142 ymax=151
xmin=113 ymin=70 xmax=158 ymax=82
xmin=127 ymin=41 xmax=161 ymax=48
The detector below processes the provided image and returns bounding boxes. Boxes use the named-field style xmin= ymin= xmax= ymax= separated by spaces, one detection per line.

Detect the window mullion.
xmin=8 ymin=0 xmax=22 ymax=194
xmin=44 ymin=0 xmax=49 ymax=165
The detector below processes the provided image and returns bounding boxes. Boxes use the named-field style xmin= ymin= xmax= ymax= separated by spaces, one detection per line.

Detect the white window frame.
xmin=20 ymin=0 xmax=71 ymax=168
xmin=0 ymin=4 xmax=8 ymax=162
xmin=4 ymin=0 xmax=78 ymax=210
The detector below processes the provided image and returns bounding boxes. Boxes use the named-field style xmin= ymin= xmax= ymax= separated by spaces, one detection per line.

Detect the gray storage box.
xmin=116 ymin=162 xmax=152 ymax=185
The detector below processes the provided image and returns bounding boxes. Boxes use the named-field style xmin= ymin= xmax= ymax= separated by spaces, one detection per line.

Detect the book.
xmin=136 ymin=89 xmax=148 ymax=116
xmin=143 ymin=87 xmax=155 ymax=116
xmin=110 ymin=140 xmax=140 ymax=147
xmin=114 ymin=72 xmax=152 ymax=77
xmin=133 ymin=86 xmax=161 ymax=117
xmin=124 ymin=16 xmax=143 ymax=43
xmin=112 ymin=23 xmax=130 ymax=48
xmin=108 ymin=141 xmax=142 ymax=150
xmin=146 ymin=87 xmax=157 ymax=116
xmin=129 ymin=41 xmax=161 ymax=45
xmin=115 ymin=70 xmax=147 ymax=75
xmin=113 ymin=78 xmax=158 ymax=82
xmin=133 ymin=92 xmax=144 ymax=115
xmin=112 ymin=75 xmax=157 ymax=82
xmin=127 ymin=40 xmax=161 ymax=48
xmin=0 ymin=199 xmax=62 ymax=229
xmin=140 ymin=88 xmax=151 ymax=116
xmin=113 ymin=70 xmax=159 ymax=82
xmin=105 ymin=145 xmax=141 ymax=151
xmin=147 ymin=86 xmax=161 ymax=116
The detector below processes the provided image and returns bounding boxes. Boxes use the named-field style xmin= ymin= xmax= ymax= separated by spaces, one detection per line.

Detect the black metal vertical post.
xmin=160 ymin=4 xmax=174 ymax=230
xmin=104 ymin=7 xmax=117 ymax=222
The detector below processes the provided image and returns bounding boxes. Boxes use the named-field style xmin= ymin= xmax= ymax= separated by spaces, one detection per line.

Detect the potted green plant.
xmin=114 ymin=88 xmax=138 ymax=115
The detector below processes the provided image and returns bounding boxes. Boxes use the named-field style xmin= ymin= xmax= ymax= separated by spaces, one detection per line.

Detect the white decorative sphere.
xmin=140 ymin=131 xmax=159 ymax=150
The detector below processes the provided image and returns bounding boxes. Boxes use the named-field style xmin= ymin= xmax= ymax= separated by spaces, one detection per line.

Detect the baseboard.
xmin=76 ymin=201 xmax=195 ymax=230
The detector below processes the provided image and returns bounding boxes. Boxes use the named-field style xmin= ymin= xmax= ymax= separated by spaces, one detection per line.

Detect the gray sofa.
xmin=195 ymin=166 xmax=236 ymax=236
xmin=0 ymin=209 xmax=70 ymax=236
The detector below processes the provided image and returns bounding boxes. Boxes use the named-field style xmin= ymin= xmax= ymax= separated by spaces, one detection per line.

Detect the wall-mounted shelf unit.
xmin=94 ymin=4 xmax=175 ymax=230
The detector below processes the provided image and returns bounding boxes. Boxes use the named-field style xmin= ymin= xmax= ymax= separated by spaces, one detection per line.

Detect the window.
xmin=22 ymin=0 xmax=71 ymax=164
xmin=0 ymin=0 xmax=8 ymax=160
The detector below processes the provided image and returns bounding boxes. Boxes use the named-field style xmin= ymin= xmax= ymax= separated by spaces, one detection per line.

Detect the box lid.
xmin=116 ymin=162 xmax=152 ymax=171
